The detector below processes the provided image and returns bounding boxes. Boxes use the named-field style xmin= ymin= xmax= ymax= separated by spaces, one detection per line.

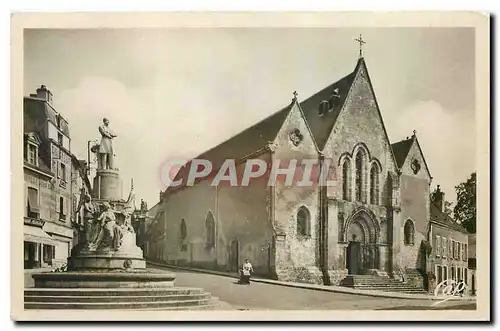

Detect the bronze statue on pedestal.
xmin=98 ymin=118 xmax=117 ymax=170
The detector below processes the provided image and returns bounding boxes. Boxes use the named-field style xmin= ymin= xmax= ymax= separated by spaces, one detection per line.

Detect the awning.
xmin=24 ymin=225 xmax=57 ymax=246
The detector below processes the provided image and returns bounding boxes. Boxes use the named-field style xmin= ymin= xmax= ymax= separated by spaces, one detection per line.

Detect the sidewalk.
xmin=147 ymin=260 xmax=476 ymax=302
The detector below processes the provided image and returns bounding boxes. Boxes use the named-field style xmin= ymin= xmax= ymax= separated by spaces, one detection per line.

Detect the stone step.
xmin=24 ymin=298 xmax=215 ymax=310
xmin=24 ymin=288 xmax=206 ymax=297
xmin=347 ymin=283 xmax=425 ymax=289
xmin=352 ymin=286 xmax=425 ymax=290
xmin=353 ymin=286 xmax=426 ymax=291
xmin=340 ymin=275 xmax=426 ymax=294
xmin=348 ymin=282 xmax=421 ymax=287
xmin=24 ymin=293 xmax=212 ymax=303
xmin=130 ymin=300 xmax=222 ymax=311
xmin=348 ymin=285 xmax=427 ymax=292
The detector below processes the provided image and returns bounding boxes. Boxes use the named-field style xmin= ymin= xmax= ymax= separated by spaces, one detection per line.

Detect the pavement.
xmin=147 ymin=261 xmax=476 ymax=301
xmin=147 ymin=262 xmax=476 ymax=311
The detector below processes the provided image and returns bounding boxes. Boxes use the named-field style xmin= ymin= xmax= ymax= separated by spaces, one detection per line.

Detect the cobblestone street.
xmin=149 ymin=265 xmax=476 ymax=311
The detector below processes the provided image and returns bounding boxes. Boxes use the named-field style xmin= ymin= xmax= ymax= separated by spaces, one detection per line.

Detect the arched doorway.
xmin=345 ymin=209 xmax=380 ymax=275
xmin=228 ymin=240 xmax=239 ymax=272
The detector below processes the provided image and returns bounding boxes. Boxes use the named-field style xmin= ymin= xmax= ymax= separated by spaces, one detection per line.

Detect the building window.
xmin=296 ymin=206 xmax=311 ymax=237
xmin=451 ymin=240 xmax=455 ymax=259
xmin=180 ymin=219 xmax=187 ymax=251
xmin=205 ymin=211 xmax=215 ymax=248
xmin=464 ymin=244 xmax=468 ymax=261
xmin=436 ymin=236 xmax=441 ymax=256
xmin=369 ymin=163 xmax=380 ymax=205
xmin=443 ymin=238 xmax=447 ymax=258
xmin=318 ymin=101 xmax=329 ymax=116
xmin=42 ymin=245 xmax=54 ymax=266
xmin=27 ymin=187 xmax=40 ymax=219
xmin=355 ymin=150 xmax=365 ymax=202
xmin=451 ymin=266 xmax=455 ymax=280
xmin=57 ymin=132 xmax=63 ymax=145
xmin=458 ymin=242 xmax=461 ymax=261
xmin=342 ymin=159 xmax=351 ymax=201
xmin=465 ymin=268 xmax=468 ymax=285
xmin=443 ymin=266 xmax=448 ymax=281
xmin=59 ymin=196 xmax=66 ymax=220
xmin=436 ymin=265 xmax=443 ymax=284
xmin=59 ymin=162 xmax=67 ymax=182
xmin=27 ymin=144 xmax=38 ymax=166
xmin=404 ymin=220 xmax=415 ymax=245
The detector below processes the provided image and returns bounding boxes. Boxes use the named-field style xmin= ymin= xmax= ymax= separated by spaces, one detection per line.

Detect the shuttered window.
xmin=27 ymin=187 xmax=40 ymax=212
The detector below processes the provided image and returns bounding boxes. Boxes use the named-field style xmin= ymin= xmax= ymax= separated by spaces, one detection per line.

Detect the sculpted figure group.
xmin=79 ymin=194 xmax=135 ymax=252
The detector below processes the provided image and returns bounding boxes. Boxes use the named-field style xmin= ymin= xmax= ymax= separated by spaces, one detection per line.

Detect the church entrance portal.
xmin=345 ymin=213 xmax=379 ymax=275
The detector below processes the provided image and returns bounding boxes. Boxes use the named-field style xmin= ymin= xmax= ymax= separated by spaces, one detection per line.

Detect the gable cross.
xmin=355 ymin=34 xmax=366 ymax=58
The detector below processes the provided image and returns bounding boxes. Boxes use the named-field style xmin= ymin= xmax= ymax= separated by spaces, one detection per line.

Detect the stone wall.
xmin=271 ymin=102 xmax=321 ymax=282
xmin=161 ymin=153 xmax=275 ymax=276
xmin=322 ymin=62 xmax=399 ymax=205
xmin=396 ymin=139 xmax=431 ymax=271
xmin=321 ymin=61 xmax=400 ymax=277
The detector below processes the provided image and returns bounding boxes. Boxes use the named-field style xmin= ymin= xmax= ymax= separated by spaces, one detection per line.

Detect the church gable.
xmin=323 ymin=58 xmax=399 ymax=198
xmin=399 ymin=135 xmax=432 ymax=181
xmin=273 ymin=99 xmax=319 ymax=160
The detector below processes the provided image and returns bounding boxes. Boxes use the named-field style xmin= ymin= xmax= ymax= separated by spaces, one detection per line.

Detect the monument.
xmin=25 ymin=119 xmax=219 ymax=310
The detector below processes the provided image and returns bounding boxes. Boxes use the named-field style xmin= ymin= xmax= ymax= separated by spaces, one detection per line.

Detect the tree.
xmin=443 ymin=200 xmax=454 ymax=217
xmin=453 ymin=172 xmax=476 ymax=233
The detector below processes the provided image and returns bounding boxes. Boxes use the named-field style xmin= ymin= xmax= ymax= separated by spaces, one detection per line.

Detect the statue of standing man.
xmin=98 ymin=118 xmax=117 ymax=170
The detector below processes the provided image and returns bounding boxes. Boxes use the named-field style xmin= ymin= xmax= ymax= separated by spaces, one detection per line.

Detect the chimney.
xmin=36 ymin=85 xmax=53 ymax=104
xmin=432 ymin=185 xmax=445 ymax=212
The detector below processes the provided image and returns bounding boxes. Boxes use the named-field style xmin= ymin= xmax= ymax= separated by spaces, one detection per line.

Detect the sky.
xmin=24 ymin=28 xmax=476 ymax=207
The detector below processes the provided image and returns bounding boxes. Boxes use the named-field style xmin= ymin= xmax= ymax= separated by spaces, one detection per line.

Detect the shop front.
xmin=24 ymin=218 xmax=57 ymax=269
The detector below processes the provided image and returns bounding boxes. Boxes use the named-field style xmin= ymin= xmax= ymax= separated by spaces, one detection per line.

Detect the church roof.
xmin=24 ymin=97 xmax=70 ymax=137
xmin=430 ymin=203 xmax=469 ymax=234
xmin=168 ymin=103 xmax=294 ymax=189
xmin=300 ymin=71 xmax=357 ymax=150
xmin=390 ymin=134 xmax=432 ymax=179
xmin=23 ymin=132 xmax=53 ymax=177
xmin=391 ymin=138 xmax=414 ymax=168
xmin=164 ymin=57 xmax=397 ymax=194
xmin=173 ymin=59 xmax=362 ymax=185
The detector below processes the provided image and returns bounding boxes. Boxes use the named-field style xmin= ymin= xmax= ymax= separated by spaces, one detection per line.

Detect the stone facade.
xmin=24 ymin=86 xmax=90 ymax=269
xmin=271 ymin=102 xmax=321 ymax=281
xmin=321 ymin=62 xmax=401 ymax=283
xmin=146 ymin=57 xmax=462 ymax=286
xmin=158 ymin=154 xmax=274 ymax=276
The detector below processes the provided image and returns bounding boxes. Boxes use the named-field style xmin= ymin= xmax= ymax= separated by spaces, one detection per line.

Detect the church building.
xmin=151 ymin=53 xmax=437 ymax=286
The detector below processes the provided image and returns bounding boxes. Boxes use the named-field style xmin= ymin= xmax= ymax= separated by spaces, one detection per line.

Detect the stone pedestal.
xmin=93 ymin=169 xmax=121 ymax=200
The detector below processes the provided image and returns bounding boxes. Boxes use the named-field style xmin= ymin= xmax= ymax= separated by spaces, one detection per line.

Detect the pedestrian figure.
xmin=240 ymin=259 xmax=253 ymax=285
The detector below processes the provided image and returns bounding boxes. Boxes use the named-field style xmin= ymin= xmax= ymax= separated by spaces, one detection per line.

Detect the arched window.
xmin=180 ymin=219 xmax=187 ymax=251
xmin=355 ymin=150 xmax=365 ymax=202
xmin=370 ymin=163 xmax=380 ymax=205
xmin=205 ymin=212 xmax=216 ymax=248
xmin=342 ymin=159 xmax=351 ymax=201
xmin=296 ymin=206 xmax=311 ymax=237
xmin=404 ymin=220 xmax=415 ymax=245
xmin=180 ymin=219 xmax=187 ymax=241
